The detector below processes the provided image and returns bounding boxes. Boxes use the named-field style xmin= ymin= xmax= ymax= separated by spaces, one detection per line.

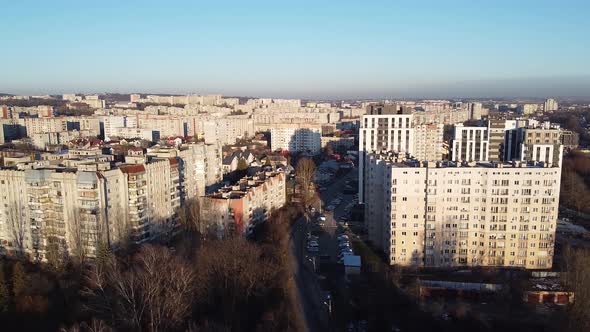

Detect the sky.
xmin=1 ymin=0 xmax=589 ymax=99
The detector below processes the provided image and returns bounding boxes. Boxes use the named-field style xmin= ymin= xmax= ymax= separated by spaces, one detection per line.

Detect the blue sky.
xmin=1 ymin=0 xmax=589 ymax=98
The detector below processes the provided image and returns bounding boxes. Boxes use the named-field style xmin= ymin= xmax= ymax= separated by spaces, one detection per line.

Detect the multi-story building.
xmin=358 ymin=112 xmax=414 ymax=202
xmin=147 ymin=142 xmax=222 ymax=197
xmin=22 ymin=117 xmax=100 ymax=137
xmin=544 ymin=98 xmax=558 ymax=112
xmin=466 ymin=102 xmax=483 ymax=120
xmin=517 ymin=104 xmax=541 ymax=116
xmin=450 ymin=124 xmax=489 ymax=162
xmin=203 ymin=116 xmax=255 ymax=146
xmin=487 ymin=119 xmax=515 ymax=162
xmin=0 ymin=119 xmax=23 ymax=144
xmin=505 ymin=125 xmax=563 ymax=167
xmin=31 ymin=130 xmax=92 ymax=149
xmin=414 ymin=124 xmax=443 ymax=161
xmin=270 ymin=124 xmax=322 ymax=155
xmin=200 ymin=170 xmax=286 ymax=236
xmin=365 ymin=153 xmax=561 ymax=270
xmin=561 ymin=130 xmax=579 ymax=150
xmin=413 ymin=108 xmax=471 ymax=125
xmin=0 ymin=153 xmax=187 ymax=261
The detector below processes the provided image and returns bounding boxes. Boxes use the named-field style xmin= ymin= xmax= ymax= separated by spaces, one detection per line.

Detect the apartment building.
xmin=1 ymin=105 xmax=53 ymax=119
xmin=0 ymin=152 xmax=188 ymax=261
xmin=147 ymin=142 xmax=223 ymax=197
xmin=0 ymin=168 xmax=108 ymax=261
xmin=31 ymin=130 xmax=92 ymax=149
xmin=0 ymin=119 xmax=23 ymax=144
xmin=253 ymin=110 xmax=340 ymax=132
xmin=561 ymin=130 xmax=579 ymax=150
xmin=200 ymin=170 xmax=286 ymax=236
xmin=466 ymin=102 xmax=483 ymax=120
xmin=414 ymin=124 xmax=443 ymax=161
xmin=451 ymin=124 xmax=489 ymax=162
xmin=412 ymin=108 xmax=472 ymax=125
xmin=517 ymin=104 xmax=541 ymax=116
xmin=544 ymin=98 xmax=558 ymax=112
xmin=270 ymin=124 xmax=322 ymax=155
xmin=358 ymin=113 xmax=414 ymax=202
xmin=365 ymin=153 xmax=561 ymax=270
xmin=203 ymin=116 xmax=255 ymax=146
xmin=505 ymin=126 xmax=563 ymax=167
xmin=22 ymin=117 xmax=100 ymax=137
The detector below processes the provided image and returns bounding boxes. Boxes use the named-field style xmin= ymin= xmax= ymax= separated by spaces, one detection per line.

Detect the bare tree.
xmin=194 ymin=239 xmax=282 ymax=327
xmin=562 ymin=245 xmax=590 ymax=331
xmin=7 ymin=202 xmax=28 ymax=258
xmin=295 ymin=158 xmax=316 ymax=206
xmin=84 ymin=245 xmax=195 ymax=331
xmin=178 ymin=198 xmax=203 ymax=234
xmin=561 ymin=172 xmax=589 ymax=213
xmin=68 ymin=207 xmax=88 ymax=264
xmin=60 ymin=319 xmax=113 ymax=332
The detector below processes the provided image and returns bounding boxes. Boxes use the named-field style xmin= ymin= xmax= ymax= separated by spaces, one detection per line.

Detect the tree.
xmin=295 ymin=158 xmax=316 ymax=206
xmin=12 ymin=261 xmax=29 ymax=298
xmin=45 ymin=236 xmax=66 ymax=273
xmin=84 ymin=245 xmax=195 ymax=331
xmin=237 ymin=158 xmax=249 ymax=170
xmin=178 ymin=198 xmax=206 ymax=239
xmin=561 ymin=172 xmax=590 ymax=213
xmin=0 ymin=261 xmax=9 ymax=312
xmin=193 ymin=238 xmax=282 ymax=330
xmin=562 ymin=245 xmax=590 ymax=331
xmin=7 ymin=202 xmax=27 ymax=258
xmin=68 ymin=208 xmax=88 ymax=264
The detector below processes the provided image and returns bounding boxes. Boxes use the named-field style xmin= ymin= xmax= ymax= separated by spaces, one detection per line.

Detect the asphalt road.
xmin=290 ymin=216 xmax=329 ymax=332
xmin=289 ymin=167 xmax=359 ymax=331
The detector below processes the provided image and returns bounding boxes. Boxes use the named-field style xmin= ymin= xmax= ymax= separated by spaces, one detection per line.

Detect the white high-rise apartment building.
xmin=270 ymin=124 xmax=322 ymax=155
xmin=451 ymin=124 xmax=489 ymax=162
xmin=365 ymin=153 xmax=561 ymax=270
xmin=358 ymin=113 xmax=414 ymax=202
xmin=544 ymin=98 xmax=558 ymax=112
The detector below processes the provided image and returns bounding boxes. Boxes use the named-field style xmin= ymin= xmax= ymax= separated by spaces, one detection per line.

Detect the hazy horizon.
xmin=2 ymin=1 xmax=589 ymax=98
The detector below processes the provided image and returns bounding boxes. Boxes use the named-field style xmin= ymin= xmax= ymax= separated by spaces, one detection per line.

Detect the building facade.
xmin=365 ymin=153 xmax=561 ymax=270
xmin=270 ymin=124 xmax=322 ymax=155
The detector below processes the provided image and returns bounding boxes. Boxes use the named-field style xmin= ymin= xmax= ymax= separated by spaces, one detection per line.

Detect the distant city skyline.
xmin=2 ymin=1 xmax=589 ymax=98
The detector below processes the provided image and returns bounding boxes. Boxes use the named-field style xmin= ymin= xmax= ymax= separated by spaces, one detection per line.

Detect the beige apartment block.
xmin=365 ymin=153 xmax=561 ymax=270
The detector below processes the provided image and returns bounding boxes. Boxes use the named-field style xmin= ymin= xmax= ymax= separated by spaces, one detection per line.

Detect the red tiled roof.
xmin=120 ymin=164 xmax=146 ymax=174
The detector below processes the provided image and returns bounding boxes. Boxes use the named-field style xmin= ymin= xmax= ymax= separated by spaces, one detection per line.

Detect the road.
xmin=289 ymin=167 xmax=359 ymax=331
xmin=290 ymin=216 xmax=328 ymax=332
